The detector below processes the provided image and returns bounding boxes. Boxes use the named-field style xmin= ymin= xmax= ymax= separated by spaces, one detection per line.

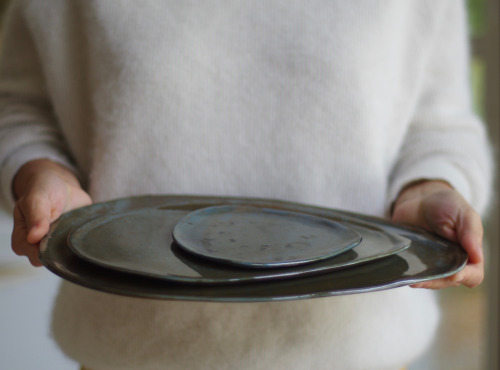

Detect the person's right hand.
xmin=11 ymin=159 xmax=92 ymax=266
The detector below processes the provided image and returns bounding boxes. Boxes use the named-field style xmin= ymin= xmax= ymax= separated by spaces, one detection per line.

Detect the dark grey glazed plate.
xmin=172 ymin=205 xmax=362 ymax=268
xmin=40 ymin=195 xmax=468 ymax=301
xmin=67 ymin=207 xmax=409 ymax=284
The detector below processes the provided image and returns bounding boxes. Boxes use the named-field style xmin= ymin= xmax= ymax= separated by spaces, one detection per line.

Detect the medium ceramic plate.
xmin=172 ymin=205 xmax=362 ymax=268
xmin=40 ymin=195 xmax=467 ymax=301
xmin=67 ymin=207 xmax=409 ymax=284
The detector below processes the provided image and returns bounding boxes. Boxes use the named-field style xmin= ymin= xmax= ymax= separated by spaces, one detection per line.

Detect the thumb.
xmin=456 ymin=207 xmax=484 ymax=264
xmin=20 ymin=195 xmax=53 ymax=245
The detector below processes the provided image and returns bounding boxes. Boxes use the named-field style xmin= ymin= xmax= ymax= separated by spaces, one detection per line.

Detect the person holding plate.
xmin=0 ymin=1 xmax=492 ymax=369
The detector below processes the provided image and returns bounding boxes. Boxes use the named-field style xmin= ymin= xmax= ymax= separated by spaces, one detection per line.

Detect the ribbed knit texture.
xmin=0 ymin=1 xmax=492 ymax=369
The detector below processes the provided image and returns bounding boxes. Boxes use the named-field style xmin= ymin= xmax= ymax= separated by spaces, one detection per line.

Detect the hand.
xmin=391 ymin=180 xmax=484 ymax=289
xmin=11 ymin=159 xmax=92 ymax=266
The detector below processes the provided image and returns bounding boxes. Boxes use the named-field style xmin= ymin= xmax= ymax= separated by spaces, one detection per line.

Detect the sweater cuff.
xmin=0 ymin=143 xmax=78 ymax=211
xmin=387 ymin=158 xmax=471 ymax=213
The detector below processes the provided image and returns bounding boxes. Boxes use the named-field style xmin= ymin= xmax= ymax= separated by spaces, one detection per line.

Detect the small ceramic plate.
xmin=40 ymin=195 xmax=467 ymax=301
xmin=172 ymin=205 xmax=361 ymax=268
xmin=67 ymin=207 xmax=410 ymax=284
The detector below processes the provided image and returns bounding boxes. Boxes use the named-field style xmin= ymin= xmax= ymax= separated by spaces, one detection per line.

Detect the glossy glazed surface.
xmin=41 ymin=195 xmax=467 ymax=301
xmin=67 ymin=207 xmax=409 ymax=284
xmin=173 ymin=205 xmax=361 ymax=268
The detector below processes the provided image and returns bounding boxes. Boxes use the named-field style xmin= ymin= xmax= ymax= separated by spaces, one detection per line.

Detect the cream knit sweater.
xmin=0 ymin=1 xmax=492 ymax=369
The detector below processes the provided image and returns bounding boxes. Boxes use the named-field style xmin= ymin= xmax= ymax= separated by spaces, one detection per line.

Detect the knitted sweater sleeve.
xmin=0 ymin=2 xmax=76 ymax=211
xmin=387 ymin=0 xmax=493 ymax=215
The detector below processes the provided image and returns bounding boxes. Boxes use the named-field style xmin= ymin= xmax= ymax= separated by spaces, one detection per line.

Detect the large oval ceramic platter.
xmin=40 ymin=195 xmax=468 ymax=301
xmin=67 ymin=207 xmax=410 ymax=284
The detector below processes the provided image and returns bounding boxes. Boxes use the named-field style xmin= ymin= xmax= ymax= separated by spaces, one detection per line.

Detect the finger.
xmin=12 ymin=238 xmax=43 ymax=266
xmin=410 ymin=280 xmax=460 ymax=289
xmin=25 ymin=245 xmax=43 ymax=267
xmin=410 ymin=275 xmax=462 ymax=289
xmin=12 ymin=204 xmax=29 ymax=256
xmin=411 ymin=263 xmax=484 ymax=289
xmin=19 ymin=194 xmax=53 ymax=245
xmin=11 ymin=205 xmax=43 ymax=266
xmin=422 ymin=193 xmax=460 ymax=242
xmin=450 ymin=263 xmax=484 ymax=288
xmin=456 ymin=208 xmax=484 ymax=264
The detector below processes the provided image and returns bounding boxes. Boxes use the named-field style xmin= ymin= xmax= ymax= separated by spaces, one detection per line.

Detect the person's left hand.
xmin=391 ymin=180 xmax=484 ymax=289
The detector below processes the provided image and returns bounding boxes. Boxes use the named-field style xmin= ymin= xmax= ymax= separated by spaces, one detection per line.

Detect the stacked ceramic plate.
xmin=40 ymin=195 xmax=467 ymax=301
